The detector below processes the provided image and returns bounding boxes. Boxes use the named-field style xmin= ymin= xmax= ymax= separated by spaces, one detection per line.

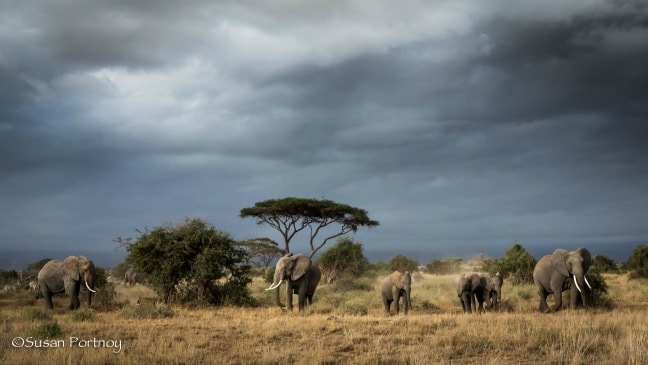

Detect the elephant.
xmin=381 ymin=271 xmax=412 ymax=315
xmin=465 ymin=273 xmax=491 ymax=313
xmin=265 ymin=253 xmax=321 ymax=312
xmin=124 ymin=267 xmax=139 ymax=287
xmin=533 ymin=247 xmax=592 ymax=313
xmin=488 ymin=271 xmax=504 ymax=309
xmin=37 ymin=255 xmax=97 ymax=310
xmin=457 ymin=274 xmax=473 ymax=313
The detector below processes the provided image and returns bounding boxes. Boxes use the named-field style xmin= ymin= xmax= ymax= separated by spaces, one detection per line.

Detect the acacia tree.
xmin=240 ymin=197 xmax=379 ymax=257
xmin=236 ymin=237 xmax=284 ymax=269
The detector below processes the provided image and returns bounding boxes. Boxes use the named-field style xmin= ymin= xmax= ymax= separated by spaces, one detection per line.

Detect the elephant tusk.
xmin=584 ymin=275 xmax=592 ymax=290
xmin=573 ymin=277 xmax=582 ymax=293
xmin=264 ymin=281 xmax=282 ymax=292
xmin=85 ymin=281 xmax=97 ymax=293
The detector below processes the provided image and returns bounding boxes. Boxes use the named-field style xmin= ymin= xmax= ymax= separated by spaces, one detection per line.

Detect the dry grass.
xmin=1 ymin=273 xmax=646 ymax=364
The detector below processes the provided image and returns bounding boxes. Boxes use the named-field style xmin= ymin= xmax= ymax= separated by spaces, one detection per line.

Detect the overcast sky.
xmin=1 ymin=0 xmax=647 ymax=269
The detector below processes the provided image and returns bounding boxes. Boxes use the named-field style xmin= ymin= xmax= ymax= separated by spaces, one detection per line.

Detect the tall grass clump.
xmin=121 ymin=302 xmax=174 ymax=319
xmin=27 ymin=321 xmax=63 ymax=339
xmin=19 ymin=307 xmax=53 ymax=321
xmin=70 ymin=309 xmax=97 ymax=322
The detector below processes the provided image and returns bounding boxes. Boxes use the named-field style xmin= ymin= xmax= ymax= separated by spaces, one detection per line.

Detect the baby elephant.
xmin=381 ymin=271 xmax=412 ymax=315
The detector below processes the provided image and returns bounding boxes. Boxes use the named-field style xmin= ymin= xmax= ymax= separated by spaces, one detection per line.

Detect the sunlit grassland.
xmin=1 ymin=273 xmax=647 ymax=364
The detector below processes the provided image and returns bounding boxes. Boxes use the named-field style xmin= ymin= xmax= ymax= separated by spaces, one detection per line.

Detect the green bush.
xmin=27 ymin=321 xmax=62 ymax=339
xmin=580 ymin=268 xmax=613 ymax=309
xmin=316 ymin=237 xmax=369 ymax=284
xmin=388 ymin=254 xmax=419 ymax=273
xmin=92 ymin=281 xmax=123 ymax=311
xmin=498 ymin=242 xmax=537 ymax=285
xmin=626 ymin=245 xmax=648 ymax=279
xmin=264 ymin=267 xmax=275 ymax=284
xmin=70 ymin=309 xmax=96 ymax=322
xmin=125 ymin=217 xmax=252 ymax=305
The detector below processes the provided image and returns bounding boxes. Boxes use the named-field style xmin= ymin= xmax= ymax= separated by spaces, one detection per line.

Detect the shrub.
xmin=124 ymin=217 xmax=252 ymax=305
xmin=498 ymin=242 xmax=537 ymax=284
xmin=70 ymin=309 xmax=97 ymax=322
xmin=388 ymin=254 xmax=419 ymax=273
xmin=592 ymin=255 xmax=618 ymax=273
xmin=580 ymin=267 xmax=613 ymax=309
xmin=425 ymin=258 xmax=463 ymax=275
xmin=27 ymin=321 xmax=63 ymax=339
xmin=316 ymin=237 xmax=369 ymax=284
xmin=92 ymin=281 xmax=123 ymax=311
xmin=626 ymin=245 xmax=648 ymax=279
xmin=264 ymin=267 xmax=276 ymax=284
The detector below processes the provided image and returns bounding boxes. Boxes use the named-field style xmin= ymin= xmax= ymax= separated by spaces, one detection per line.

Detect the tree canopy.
xmin=123 ymin=217 xmax=252 ymax=305
xmin=626 ymin=244 xmax=648 ymax=279
xmin=316 ymin=237 xmax=369 ymax=284
xmin=497 ymin=242 xmax=537 ymax=284
xmin=236 ymin=237 xmax=284 ymax=269
xmin=240 ymin=197 xmax=379 ymax=257
xmin=388 ymin=254 xmax=420 ymax=273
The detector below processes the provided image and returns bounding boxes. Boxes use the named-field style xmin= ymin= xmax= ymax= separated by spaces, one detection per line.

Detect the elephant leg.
xmin=392 ymin=288 xmax=400 ymax=314
xmin=286 ymin=284 xmax=294 ymax=311
xmin=275 ymin=287 xmax=284 ymax=308
xmin=569 ymin=283 xmax=587 ymax=309
xmin=383 ymin=298 xmax=392 ymax=314
xmin=537 ymin=287 xmax=549 ymax=313
xmin=551 ymin=290 xmax=563 ymax=312
xmin=42 ymin=288 xmax=54 ymax=310
xmin=298 ymin=291 xmax=306 ymax=311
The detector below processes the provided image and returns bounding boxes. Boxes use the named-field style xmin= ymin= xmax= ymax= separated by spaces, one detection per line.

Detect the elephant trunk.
xmin=265 ymin=268 xmax=285 ymax=292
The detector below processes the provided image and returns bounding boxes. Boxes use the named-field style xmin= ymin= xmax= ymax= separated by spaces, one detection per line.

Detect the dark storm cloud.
xmin=1 ymin=0 xmax=647 ymax=268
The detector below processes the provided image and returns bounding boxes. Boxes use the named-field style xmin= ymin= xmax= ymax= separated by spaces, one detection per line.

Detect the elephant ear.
xmin=550 ymin=249 xmax=570 ymax=277
xmin=390 ymin=271 xmax=404 ymax=288
xmin=576 ymin=247 xmax=592 ymax=271
xmin=62 ymin=256 xmax=80 ymax=281
xmin=290 ymin=254 xmax=312 ymax=281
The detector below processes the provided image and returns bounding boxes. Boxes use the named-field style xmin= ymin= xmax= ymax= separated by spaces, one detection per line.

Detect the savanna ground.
xmin=1 ymin=273 xmax=647 ymax=364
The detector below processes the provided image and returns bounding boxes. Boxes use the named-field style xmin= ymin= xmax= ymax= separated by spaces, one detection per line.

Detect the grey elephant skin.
xmin=488 ymin=272 xmax=503 ymax=309
xmin=533 ymin=247 xmax=592 ymax=313
xmin=124 ymin=267 xmax=139 ymax=287
xmin=265 ymin=253 xmax=321 ymax=312
xmin=37 ymin=256 xmax=97 ymax=310
xmin=456 ymin=275 xmax=473 ymax=313
xmin=463 ymin=273 xmax=491 ymax=313
xmin=381 ymin=271 xmax=412 ymax=315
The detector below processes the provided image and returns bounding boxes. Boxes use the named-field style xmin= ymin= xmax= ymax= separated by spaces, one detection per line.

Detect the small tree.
xmin=240 ymin=197 xmax=379 ymax=257
xmin=388 ymin=254 xmax=419 ymax=273
xmin=425 ymin=258 xmax=463 ymax=275
xmin=236 ymin=237 xmax=284 ymax=270
xmin=498 ymin=242 xmax=537 ymax=284
xmin=316 ymin=237 xmax=369 ymax=284
xmin=119 ymin=218 xmax=251 ymax=305
xmin=626 ymin=245 xmax=648 ymax=279
xmin=592 ymin=255 xmax=618 ymax=273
